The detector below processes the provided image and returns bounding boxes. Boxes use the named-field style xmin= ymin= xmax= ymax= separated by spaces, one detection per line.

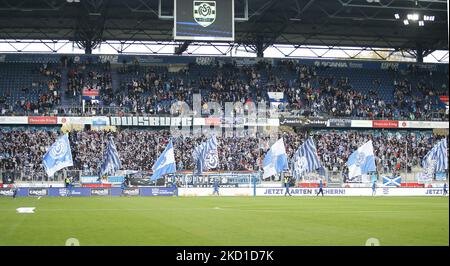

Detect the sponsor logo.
xmin=28 ymin=116 xmax=57 ymax=125
xmin=123 ymin=188 xmax=140 ymax=196
xmin=193 ymin=1 xmax=216 ymax=27
xmin=314 ymin=61 xmax=348 ymax=68
xmin=372 ymin=120 xmax=398 ymax=128
xmin=279 ymin=117 xmax=328 ymax=127
xmin=91 ymin=188 xmax=110 ymax=196
xmin=82 ymin=89 xmax=99 ymax=96
xmin=28 ymin=188 xmax=48 ymax=196
xmin=0 ymin=189 xmax=13 ymax=196
xmin=380 ymin=62 xmax=399 ymax=70
xmin=58 ymin=188 xmax=68 ymax=196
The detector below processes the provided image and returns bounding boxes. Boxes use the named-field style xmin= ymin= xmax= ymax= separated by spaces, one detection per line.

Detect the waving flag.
xmin=263 ymin=138 xmax=288 ymax=178
xmin=43 ymin=134 xmax=73 ymax=177
xmin=383 ymin=176 xmax=401 ymax=187
xmin=151 ymin=139 xmax=177 ymax=180
xmin=347 ymin=140 xmax=376 ymax=179
xmin=422 ymin=138 xmax=448 ymax=176
xmin=99 ymin=136 xmax=121 ymax=177
xmin=291 ymin=137 xmax=324 ymax=180
xmin=193 ymin=136 xmax=219 ymax=175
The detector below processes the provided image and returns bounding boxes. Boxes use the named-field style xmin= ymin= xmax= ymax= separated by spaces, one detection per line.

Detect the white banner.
xmin=58 ymin=116 xmax=92 ymax=125
xmin=0 ymin=116 xmax=28 ymax=124
xmin=178 ymin=187 xmax=252 ymax=196
xmin=351 ymin=120 xmax=372 ymax=128
xmin=177 ymin=187 xmax=448 ymax=196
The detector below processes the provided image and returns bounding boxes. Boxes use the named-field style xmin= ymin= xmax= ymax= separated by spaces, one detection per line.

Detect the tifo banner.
xmin=80 ymin=176 xmax=101 ymax=184
xmin=110 ymin=116 xmax=192 ymax=127
xmin=129 ymin=177 xmax=152 ymax=186
xmin=107 ymin=176 xmax=125 ymax=184
xmin=28 ymin=116 xmax=57 ymax=125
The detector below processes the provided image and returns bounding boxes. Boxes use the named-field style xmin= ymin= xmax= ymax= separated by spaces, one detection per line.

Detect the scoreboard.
xmin=174 ymin=0 xmax=234 ymax=41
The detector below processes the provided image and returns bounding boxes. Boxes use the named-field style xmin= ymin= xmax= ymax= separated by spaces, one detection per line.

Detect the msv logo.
xmin=194 ymin=1 xmax=216 ymax=27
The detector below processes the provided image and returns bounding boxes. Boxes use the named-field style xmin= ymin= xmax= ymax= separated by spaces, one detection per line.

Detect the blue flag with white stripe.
xmin=291 ymin=137 xmax=324 ymax=180
xmin=347 ymin=140 xmax=376 ymax=179
xmin=99 ymin=136 xmax=121 ymax=177
xmin=43 ymin=134 xmax=73 ymax=177
xmin=193 ymin=136 xmax=219 ymax=175
xmin=383 ymin=176 xmax=401 ymax=187
xmin=422 ymin=138 xmax=448 ymax=176
xmin=151 ymin=139 xmax=177 ymax=181
xmin=263 ymin=138 xmax=288 ymax=178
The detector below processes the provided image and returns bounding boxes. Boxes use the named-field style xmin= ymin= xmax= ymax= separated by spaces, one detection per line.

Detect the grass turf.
xmin=0 ymin=196 xmax=448 ymax=246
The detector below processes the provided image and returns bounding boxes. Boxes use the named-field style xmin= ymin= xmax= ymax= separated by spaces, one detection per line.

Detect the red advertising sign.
xmin=28 ymin=116 xmax=58 ymax=125
xmin=372 ymin=120 xmax=398 ymax=128
xmin=82 ymin=89 xmax=99 ymax=96
xmin=81 ymin=184 xmax=112 ymax=188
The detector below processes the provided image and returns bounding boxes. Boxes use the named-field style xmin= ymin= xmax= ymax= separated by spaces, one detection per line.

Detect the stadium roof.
xmin=0 ymin=0 xmax=448 ymax=56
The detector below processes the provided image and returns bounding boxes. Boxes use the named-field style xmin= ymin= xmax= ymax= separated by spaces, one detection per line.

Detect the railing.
xmin=1 ymin=168 xmax=447 ymax=186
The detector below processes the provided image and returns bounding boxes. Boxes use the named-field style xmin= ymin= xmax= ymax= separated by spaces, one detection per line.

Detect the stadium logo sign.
xmin=193 ymin=1 xmax=216 ymax=27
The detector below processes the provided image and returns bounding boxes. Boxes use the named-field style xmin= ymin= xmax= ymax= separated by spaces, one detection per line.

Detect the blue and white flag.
xmin=347 ymin=140 xmax=376 ymax=179
xmin=193 ymin=136 xmax=219 ymax=175
xmin=263 ymin=138 xmax=288 ymax=178
xmin=422 ymin=138 xmax=448 ymax=176
xmin=291 ymin=137 xmax=323 ymax=180
xmin=151 ymin=139 xmax=177 ymax=181
xmin=383 ymin=176 xmax=401 ymax=187
xmin=43 ymin=134 xmax=73 ymax=177
xmin=99 ymin=136 xmax=121 ymax=177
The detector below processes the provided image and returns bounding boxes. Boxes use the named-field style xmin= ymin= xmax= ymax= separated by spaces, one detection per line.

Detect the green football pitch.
xmin=0 ymin=196 xmax=448 ymax=246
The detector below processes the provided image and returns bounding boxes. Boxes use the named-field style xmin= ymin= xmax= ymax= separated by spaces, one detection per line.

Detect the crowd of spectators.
xmin=0 ymin=128 xmax=443 ymax=180
xmin=107 ymin=60 xmax=448 ymax=120
xmin=6 ymin=63 xmax=62 ymax=115
xmin=1 ymin=59 xmax=448 ymax=120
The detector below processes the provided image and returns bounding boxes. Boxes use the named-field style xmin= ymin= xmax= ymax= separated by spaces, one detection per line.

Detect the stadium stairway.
xmin=60 ymin=67 xmax=72 ymax=107
xmin=110 ymin=67 xmax=120 ymax=92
